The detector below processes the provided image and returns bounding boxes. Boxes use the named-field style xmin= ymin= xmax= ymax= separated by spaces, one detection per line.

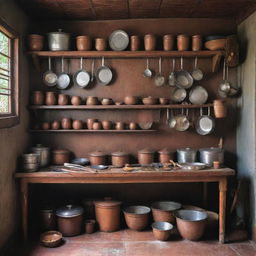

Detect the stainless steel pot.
xmin=48 ymin=29 xmax=70 ymax=51
xmin=199 ymin=147 xmax=224 ymax=166
xmin=32 ymin=144 xmax=50 ymax=167
xmin=177 ymin=148 xmax=197 ymax=163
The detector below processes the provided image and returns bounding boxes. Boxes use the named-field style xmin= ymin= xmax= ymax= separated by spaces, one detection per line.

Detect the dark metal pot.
xmin=32 ymin=144 xmax=50 ymax=167
xmin=177 ymin=148 xmax=197 ymax=163
xmin=48 ymin=29 xmax=70 ymax=51
xmin=199 ymin=147 xmax=224 ymax=166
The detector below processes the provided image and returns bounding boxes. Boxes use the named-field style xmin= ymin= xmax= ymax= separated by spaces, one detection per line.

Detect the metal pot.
xmin=48 ymin=29 xmax=70 ymax=51
xmin=56 ymin=205 xmax=84 ymax=237
xmin=39 ymin=207 xmax=56 ymax=231
xmin=199 ymin=147 xmax=224 ymax=167
xmin=32 ymin=144 xmax=50 ymax=167
xmin=177 ymin=148 xmax=197 ymax=163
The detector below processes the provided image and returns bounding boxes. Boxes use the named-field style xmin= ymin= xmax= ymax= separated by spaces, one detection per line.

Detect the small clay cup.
xmin=41 ymin=122 xmax=50 ymax=130
xmin=32 ymin=91 xmax=44 ymax=105
xmin=159 ymin=98 xmax=169 ymax=105
xmin=101 ymin=98 xmax=112 ymax=105
xmin=76 ymin=36 xmax=92 ymax=51
xmin=115 ymin=122 xmax=125 ymax=130
xmin=45 ymin=92 xmax=56 ymax=105
xmin=163 ymin=34 xmax=174 ymax=51
xmin=92 ymin=121 xmax=102 ymax=130
xmin=192 ymin=35 xmax=202 ymax=51
xmin=95 ymin=38 xmax=107 ymax=51
xmin=28 ymin=34 xmax=44 ymax=51
xmin=129 ymin=122 xmax=137 ymax=130
xmin=58 ymin=94 xmax=69 ymax=105
xmin=51 ymin=121 xmax=60 ymax=130
xmin=130 ymin=35 xmax=140 ymax=51
xmin=87 ymin=118 xmax=97 ymax=130
xmin=177 ymin=34 xmax=190 ymax=51
xmin=71 ymin=96 xmax=81 ymax=106
xmin=152 ymin=222 xmax=173 ymax=241
xmin=102 ymin=120 xmax=112 ymax=130
xmin=144 ymin=34 xmax=156 ymax=51
xmin=61 ymin=118 xmax=72 ymax=129
xmin=86 ymin=96 xmax=98 ymax=105
xmin=85 ymin=219 xmax=96 ymax=234
xmin=72 ymin=120 xmax=83 ymax=130
xmin=124 ymin=96 xmax=138 ymax=105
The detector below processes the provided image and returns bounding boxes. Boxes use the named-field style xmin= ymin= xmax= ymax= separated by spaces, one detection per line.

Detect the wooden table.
xmin=15 ymin=167 xmax=235 ymax=243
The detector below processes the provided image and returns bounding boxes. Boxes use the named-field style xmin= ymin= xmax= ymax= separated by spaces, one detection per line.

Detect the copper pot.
xmin=92 ymin=121 xmax=102 ymax=130
xmin=41 ymin=122 xmax=50 ymax=130
xmin=87 ymin=118 xmax=97 ymax=130
xmin=94 ymin=201 xmax=122 ymax=232
xmin=144 ymin=34 xmax=156 ymax=51
xmin=129 ymin=122 xmax=137 ymax=130
xmin=158 ymin=149 xmax=173 ymax=164
xmin=58 ymin=94 xmax=69 ymax=105
xmin=86 ymin=96 xmax=98 ymax=105
xmin=51 ymin=121 xmax=60 ymax=130
xmin=39 ymin=207 xmax=56 ymax=232
xmin=192 ymin=35 xmax=202 ymax=51
xmin=124 ymin=96 xmax=138 ymax=105
xmin=45 ymin=92 xmax=56 ymax=105
xmin=163 ymin=34 xmax=174 ymax=51
xmin=95 ymin=38 xmax=107 ymax=51
xmin=115 ymin=121 xmax=125 ymax=130
xmin=152 ymin=221 xmax=173 ymax=241
xmin=85 ymin=219 xmax=96 ymax=234
xmin=213 ymin=99 xmax=227 ymax=118
xmin=130 ymin=35 xmax=140 ymax=51
xmin=111 ymin=151 xmax=129 ymax=167
xmin=72 ymin=120 xmax=83 ymax=130
xmin=138 ymin=149 xmax=155 ymax=165
xmin=159 ymin=98 xmax=169 ymax=105
xmin=32 ymin=91 xmax=44 ymax=105
xmin=71 ymin=96 xmax=81 ymax=106
xmin=61 ymin=118 xmax=72 ymax=129
xmin=102 ymin=120 xmax=112 ymax=130
xmin=89 ymin=151 xmax=106 ymax=165
xmin=52 ymin=149 xmax=70 ymax=165
xmin=28 ymin=34 xmax=44 ymax=51
xmin=76 ymin=36 xmax=92 ymax=51
xmin=177 ymin=34 xmax=190 ymax=51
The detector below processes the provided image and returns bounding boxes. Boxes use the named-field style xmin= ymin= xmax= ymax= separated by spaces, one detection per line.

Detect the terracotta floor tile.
xmin=122 ymin=229 xmax=155 ymax=241
xmin=229 ymin=241 xmax=256 ymax=256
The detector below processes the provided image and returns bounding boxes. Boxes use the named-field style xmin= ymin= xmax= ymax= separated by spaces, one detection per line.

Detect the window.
xmin=0 ymin=18 xmax=19 ymax=128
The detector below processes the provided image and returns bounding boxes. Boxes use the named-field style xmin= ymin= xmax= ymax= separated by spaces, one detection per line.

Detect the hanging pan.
xmin=176 ymin=56 xmax=193 ymax=89
xmin=96 ymin=57 xmax=113 ymax=85
xmin=191 ymin=57 xmax=203 ymax=81
xmin=57 ymin=57 xmax=70 ymax=89
xmin=175 ymin=108 xmax=190 ymax=132
xmin=43 ymin=57 xmax=57 ymax=87
xmin=73 ymin=57 xmax=90 ymax=88
xmin=196 ymin=107 xmax=215 ymax=135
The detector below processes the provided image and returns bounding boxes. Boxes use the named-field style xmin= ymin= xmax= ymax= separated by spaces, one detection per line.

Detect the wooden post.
xmin=219 ymin=178 xmax=227 ymax=243
xmin=203 ymin=182 xmax=208 ymax=209
xmin=20 ymin=179 xmax=28 ymax=241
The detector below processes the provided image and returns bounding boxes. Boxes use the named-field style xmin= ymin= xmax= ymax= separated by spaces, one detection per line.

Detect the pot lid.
xmin=52 ymin=149 xmax=70 ymax=154
xmin=138 ymin=148 xmax=154 ymax=154
xmin=94 ymin=201 xmax=122 ymax=208
xmin=177 ymin=147 xmax=196 ymax=153
xmin=48 ymin=29 xmax=70 ymax=35
xmin=199 ymin=147 xmax=223 ymax=153
xmin=158 ymin=148 xmax=172 ymax=154
xmin=89 ymin=151 xmax=106 ymax=157
xmin=56 ymin=205 xmax=84 ymax=217
xmin=32 ymin=144 xmax=50 ymax=150
xmin=111 ymin=151 xmax=129 ymax=156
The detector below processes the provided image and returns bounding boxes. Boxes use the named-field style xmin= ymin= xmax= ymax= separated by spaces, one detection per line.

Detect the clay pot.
xmin=158 ymin=149 xmax=173 ymax=164
xmin=61 ymin=118 xmax=72 ymax=129
xmin=89 ymin=151 xmax=106 ymax=165
xmin=144 ymin=34 xmax=156 ymax=51
xmin=142 ymin=96 xmax=158 ymax=105
xmin=152 ymin=222 xmax=173 ymax=241
xmin=177 ymin=34 xmax=190 ymax=51
xmin=71 ymin=96 xmax=81 ymax=106
xmin=52 ymin=150 xmax=70 ymax=165
xmin=51 ymin=121 xmax=60 ymax=130
xmin=138 ymin=149 xmax=155 ymax=165
xmin=92 ymin=121 xmax=102 ymax=130
xmin=28 ymin=34 xmax=44 ymax=51
xmin=213 ymin=100 xmax=227 ymax=118
xmin=58 ymin=94 xmax=69 ymax=105
xmin=72 ymin=120 xmax=83 ymax=130
xmin=130 ymin=35 xmax=140 ymax=51
xmin=129 ymin=122 xmax=137 ymax=130
xmin=159 ymin=98 xmax=169 ymax=105
xmin=45 ymin=92 xmax=56 ymax=105
xmin=94 ymin=201 xmax=122 ymax=232
xmin=124 ymin=96 xmax=138 ymax=105
xmin=41 ymin=122 xmax=50 ymax=130
xmin=163 ymin=34 xmax=174 ymax=51
xmin=32 ymin=91 xmax=44 ymax=105
xmin=81 ymin=199 xmax=97 ymax=219
xmin=111 ymin=151 xmax=129 ymax=167
xmin=213 ymin=161 xmax=220 ymax=169
xmin=95 ymin=38 xmax=107 ymax=51
xmin=76 ymin=36 xmax=92 ymax=51
xmin=39 ymin=208 xmax=57 ymax=232
xmin=192 ymin=35 xmax=203 ymax=51
xmin=87 ymin=118 xmax=97 ymax=130
xmin=85 ymin=219 xmax=96 ymax=234
xmin=86 ymin=96 xmax=98 ymax=105
xmin=115 ymin=122 xmax=125 ymax=130
xmin=101 ymin=98 xmax=112 ymax=105
xmin=102 ymin=120 xmax=112 ymax=130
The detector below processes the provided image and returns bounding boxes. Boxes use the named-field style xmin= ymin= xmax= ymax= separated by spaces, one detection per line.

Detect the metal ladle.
xmin=91 ymin=59 xmax=95 ymax=82
xmin=191 ymin=56 xmax=203 ymax=81
xmin=143 ymin=58 xmax=153 ymax=78
xmin=219 ymin=61 xmax=231 ymax=94
xmin=168 ymin=58 xmax=176 ymax=86
xmin=154 ymin=57 xmax=165 ymax=87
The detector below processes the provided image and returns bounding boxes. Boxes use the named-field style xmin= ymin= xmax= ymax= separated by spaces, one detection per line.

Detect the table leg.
xmin=219 ymin=178 xmax=227 ymax=243
xmin=20 ymin=179 xmax=28 ymax=241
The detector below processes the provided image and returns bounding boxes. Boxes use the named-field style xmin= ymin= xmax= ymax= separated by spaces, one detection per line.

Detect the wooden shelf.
xmin=30 ymin=129 xmax=157 ymax=133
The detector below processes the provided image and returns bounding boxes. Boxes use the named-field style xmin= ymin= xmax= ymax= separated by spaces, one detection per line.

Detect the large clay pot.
xmin=58 ymin=94 xmax=69 ymax=105
xmin=45 ymin=92 xmax=56 ymax=105
xmin=71 ymin=96 xmax=81 ymax=106
xmin=51 ymin=149 xmax=70 ymax=165
xmin=111 ymin=151 xmax=129 ymax=167
xmin=51 ymin=121 xmax=60 ymax=130
xmin=163 ymin=34 xmax=174 ymax=51
xmin=61 ymin=118 xmax=72 ymax=129
xmin=144 ymin=34 xmax=156 ymax=51
xmin=32 ymin=91 xmax=44 ymax=105
xmin=130 ymin=35 xmax=140 ymax=51
xmin=138 ymin=149 xmax=155 ymax=165
xmin=72 ymin=120 xmax=83 ymax=130
xmin=89 ymin=151 xmax=106 ymax=165
xmin=87 ymin=118 xmax=97 ymax=130
xmin=177 ymin=34 xmax=190 ymax=51
xmin=28 ymin=34 xmax=44 ymax=51
xmin=95 ymin=38 xmax=107 ymax=51
xmin=76 ymin=36 xmax=92 ymax=51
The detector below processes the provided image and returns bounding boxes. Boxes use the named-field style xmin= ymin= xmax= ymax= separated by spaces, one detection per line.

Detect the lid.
xmin=111 ymin=151 xmax=129 ymax=156
xmin=52 ymin=149 xmax=70 ymax=154
xmin=56 ymin=205 xmax=84 ymax=217
xmin=89 ymin=151 xmax=106 ymax=157
xmin=32 ymin=144 xmax=50 ymax=151
xmin=22 ymin=153 xmax=39 ymax=158
xmin=48 ymin=29 xmax=70 ymax=36
xmin=177 ymin=147 xmax=196 ymax=153
xmin=138 ymin=148 xmax=154 ymax=154
xmin=199 ymin=147 xmax=223 ymax=153
xmin=94 ymin=201 xmax=122 ymax=208
xmin=158 ymin=148 xmax=171 ymax=154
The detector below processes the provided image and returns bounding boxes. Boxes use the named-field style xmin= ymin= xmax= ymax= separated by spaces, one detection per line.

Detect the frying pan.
xmin=43 ymin=57 xmax=57 ymax=87
xmin=196 ymin=107 xmax=215 ymax=135
xmin=170 ymin=87 xmax=187 ymax=103
xmin=96 ymin=57 xmax=113 ymax=85
xmin=175 ymin=108 xmax=190 ymax=132
xmin=176 ymin=56 xmax=193 ymax=89
xmin=191 ymin=57 xmax=203 ymax=81
xmin=73 ymin=57 xmax=90 ymax=88
xmin=57 ymin=57 xmax=70 ymax=89
xmin=189 ymin=85 xmax=208 ymax=105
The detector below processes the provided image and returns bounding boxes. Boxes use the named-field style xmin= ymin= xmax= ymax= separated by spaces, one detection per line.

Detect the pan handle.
xmin=159 ymin=57 xmax=162 ymax=75
xmin=200 ymin=107 xmax=203 ymax=116
xmin=61 ymin=57 xmax=64 ymax=73
xmin=102 ymin=56 xmax=105 ymax=66
xmin=180 ymin=56 xmax=183 ymax=70
xmin=166 ymin=109 xmax=169 ymax=124
xmin=172 ymin=58 xmax=175 ymax=72
xmin=146 ymin=58 xmax=149 ymax=69
xmin=80 ymin=57 xmax=83 ymax=69
xmin=48 ymin=57 xmax=51 ymax=70
xmin=194 ymin=56 xmax=198 ymax=69
xmin=208 ymin=106 xmax=211 ymax=116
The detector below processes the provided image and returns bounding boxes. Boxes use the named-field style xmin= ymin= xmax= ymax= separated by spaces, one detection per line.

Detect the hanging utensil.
xmin=189 ymin=85 xmax=208 ymax=105
xmin=191 ymin=57 xmax=203 ymax=81
xmin=96 ymin=57 xmax=113 ymax=85
xmin=57 ymin=57 xmax=70 ymax=89
xmin=196 ymin=107 xmax=215 ymax=135
xmin=175 ymin=108 xmax=190 ymax=132
xmin=166 ymin=108 xmax=169 ymax=124
xmin=73 ymin=57 xmax=90 ymax=88
xmin=226 ymin=65 xmax=239 ymax=96
xmin=219 ymin=61 xmax=231 ymax=94
xmin=91 ymin=59 xmax=95 ymax=82
xmin=170 ymin=87 xmax=187 ymax=103
xmin=43 ymin=57 xmax=57 ymax=87
xmin=143 ymin=58 xmax=153 ymax=78
xmin=168 ymin=109 xmax=177 ymax=129
xmin=168 ymin=58 xmax=176 ymax=86
xmin=154 ymin=57 xmax=165 ymax=87
xmin=176 ymin=56 xmax=193 ymax=89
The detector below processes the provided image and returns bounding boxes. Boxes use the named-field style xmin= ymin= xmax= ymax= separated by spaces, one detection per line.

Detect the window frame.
xmin=0 ymin=17 xmax=19 ymax=129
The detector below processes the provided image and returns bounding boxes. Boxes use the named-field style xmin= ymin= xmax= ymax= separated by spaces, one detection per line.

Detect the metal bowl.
xmin=179 ymin=162 xmax=206 ymax=171
xmin=151 ymin=201 xmax=181 ymax=212
xmin=91 ymin=165 xmax=108 ymax=170
xmin=175 ymin=210 xmax=208 ymax=222
xmin=71 ymin=158 xmax=90 ymax=166
xmin=152 ymin=221 xmax=174 ymax=241
xmin=152 ymin=221 xmax=173 ymax=231
xmin=124 ymin=206 xmax=151 ymax=215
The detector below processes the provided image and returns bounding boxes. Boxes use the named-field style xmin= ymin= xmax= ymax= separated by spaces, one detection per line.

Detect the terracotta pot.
xmin=213 ymin=161 xmax=220 ymax=169
xmin=124 ymin=96 xmax=138 ymax=105
xmin=152 ymin=222 xmax=173 ymax=241
xmin=92 ymin=121 xmax=102 ymax=130
xmin=61 ymin=118 xmax=72 ymax=129
xmin=101 ymin=98 xmax=112 ymax=105
xmin=123 ymin=206 xmax=151 ymax=231
xmin=52 ymin=149 xmax=70 ymax=165
xmin=28 ymin=34 xmax=44 ymax=51
xmin=138 ymin=149 xmax=155 ymax=165
xmin=159 ymin=98 xmax=169 ymax=105
xmin=89 ymin=151 xmax=106 ymax=165
xmin=213 ymin=99 xmax=227 ymax=118
xmin=129 ymin=122 xmax=137 ymax=130
xmin=111 ymin=151 xmax=129 ymax=167
xmin=85 ymin=219 xmax=96 ymax=234
xmin=158 ymin=149 xmax=173 ymax=164
xmin=94 ymin=201 xmax=122 ymax=232
xmin=192 ymin=35 xmax=202 ymax=51
xmin=58 ymin=94 xmax=69 ymax=105
xmin=32 ymin=91 xmax=44 ymax=105
xmin=95 ymin=38 xmax=107 ymax=51
xmin=86 ymin=96 xmax=98 ymax=105
xmin=102 ymin=120 xmax=112 ymax=130
xmin=177 ymin=34 xmax=190 ymax=51
xmin=72 ymin=120 xmax=83 ymax=130
xmin=39 ymin=207 xmax=56 ymax=232
xmin=81 ymin=199 xmax=97 ymax=219
xmin=87 ymin=118 xmax=97 ymax=130
xmin=71 ymin=96 xmax=81 ymax=106
xmin=51 ymin=121 xmax=60 ymax=130
xmin=115 ymin=122 xmax=125 ymax=130
xmin=45 ymin=92 xmax=56 ymax=105
xmin=76 ymin=36 xmax=92 ymax=51
xmin=142 ymin=96 xmax=158 ymax=105
xmin=163 ymin=34 xmax=174 ymax=51
xmin=144 ymin=34 xmax=156 ymax=51
xmin=41 ymin=122 xmax=50 ymax=130
xmin=130 ymin=35 xmax=140 ymax=51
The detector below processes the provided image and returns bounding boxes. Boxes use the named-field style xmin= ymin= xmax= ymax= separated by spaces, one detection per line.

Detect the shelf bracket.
xmin=212 ymin=53 xmax=222 ymax=73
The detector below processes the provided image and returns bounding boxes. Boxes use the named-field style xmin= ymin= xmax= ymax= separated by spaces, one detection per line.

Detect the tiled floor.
xmin=13 ymin=229 xmax=256 ymax=256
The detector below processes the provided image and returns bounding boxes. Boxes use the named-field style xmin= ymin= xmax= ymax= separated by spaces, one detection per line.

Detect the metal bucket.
xmin=177 ymin=148 xmax=197 ymax=163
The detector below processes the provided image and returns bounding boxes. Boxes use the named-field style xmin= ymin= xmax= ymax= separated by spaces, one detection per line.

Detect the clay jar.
xmin=95 ymin=38 xmax=107 ymax=51
xmin=32 ymin=91 xmax=44 ymax=105
xmin=129 ymin=122 xmax=137 ymax=130
xmin=87 ymin=118 xmax=97 ymax=130
xmin=28 ymin=34 xmax=44 ymax=51
xmin=71 ymin=96 xmax=81 ymax=106
xmin=86 ymin=96 xmax=98 ymax=105
xmin=177 ymin=34 xmax=190 ymax=51
xmin=124 ymin=96 xmax=138 ymax=105
xmin=61 ymin=118 xmax=72 ymax=129
xmin=89 ymin=151 xmax=106 ymax=165
xmin=94 ymin=201 xmax=122 ymax=232
xmin=213 ymin=99 xmax=227 ymax=118
xmin=144 ymin=34 xmax=156 ymax=51
xmin=163 ymin=34 xmax=174 ymax=51
xmin=72 ymin=120 xmax=83 ymax=130
xmin=192 ymin=35 xmax=203 ymax=51
xmin=130 ymin=35 xmax=140 ymax=51
xmin=138 ymin=149 xmax=155 ymax=165
xmin=52 ymin=150 xmax=70 ymax=165
xmin=115 ymin=122 xmax=125 ymax=130
xmin=111 ymin=151 xmax=129 ymax=167
xmin=51 ymin=121 xmax=60 ymax=130
xmin=159 ymin=98 xmax=169 ymax=105
xmin=58 ymin=94 xmax=69 ymax=105
xmin=76 ymin=36 xmax=92 ymax=51
xmin=102 ymin=120 xmax=112 ymax=130
xmin=92 ymin=121 xmax=102 ymax=130
xmin=158 ymin=149 xmax=173 ymax=164
xmin=45 ymin=92 xmax=56 ymax=105
xmin=41 ymin=122 xmax=50 ymax=130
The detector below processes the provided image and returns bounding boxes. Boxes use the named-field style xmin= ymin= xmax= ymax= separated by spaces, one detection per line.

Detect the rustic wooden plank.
xmin=29 ymin=129 xmax=157 ymax=133
xmin=129 ymin=0 xmax=161 ymax=18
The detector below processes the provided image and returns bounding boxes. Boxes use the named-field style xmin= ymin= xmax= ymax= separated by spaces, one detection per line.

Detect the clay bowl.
xmin=123 ymin=206 xmax=151 ymax=231
xmin=139 ymin=122 xmax=153 ymax=130
xmin=151 ymin=201 xmax=182 ymax=224
xmin=174 ymin=210 xmax=208 ymax=241
xmin=124 ymin=96 xmax=138 ymax=105
xmin=204 ymin=39 xmax=226 ymax=51
xmin=40 ymin=231 xmax=63 ymax=248
xmin=102 ymin=120 xmax=112 ymax=130
xmin=159 ymin=98 xmax=169 ymax=105
xmin=142 ymin=96 xmax=158 ymax=105
xmin=152 ymin=221 xmax=173 ymax=241
xmin=101 ymin=98 xmax=113 ymax=105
